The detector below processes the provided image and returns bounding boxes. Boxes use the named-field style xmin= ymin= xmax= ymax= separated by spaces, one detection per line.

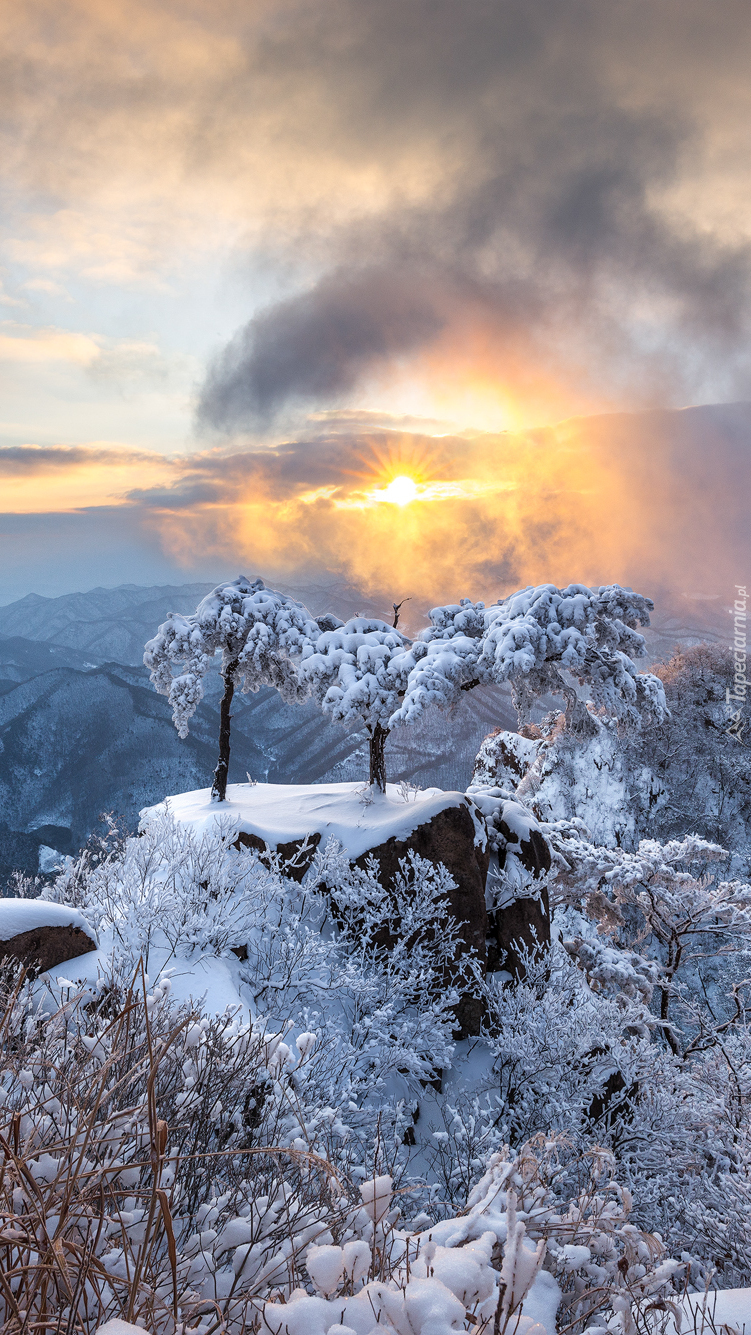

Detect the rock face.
xmin=471 ymin=728 xmax=543 ymax=791
xmin=491 ymin=806 xmax=552 ymax=979
xmin=467 ymin=786 xmax=552 ymax=980
xmin=0 ymin=901 xmax=97 ymax=974
xmin=233 ymin=830 xmax=321 ymax=881
xmin=355 ymin=799 xmax=489 ymax=1037
xmin=148 ymin=782 xmax=496 ymax=1035
xmin=489 ymin=886 xmax=550 ymax=980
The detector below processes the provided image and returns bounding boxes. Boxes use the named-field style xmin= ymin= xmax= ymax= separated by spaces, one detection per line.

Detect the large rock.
xmin=354 ymin=798 xmax=490 ymax=1037
xmin=468 ymin=788 xmax=552 ymax=979
xmin=144 ymin=782 xmax=490 ymax=1035
xmin=233 ymin=830 xmax=321 ymax=881
xmin=471 ymin=728 xmax=543 ymax=791
xmin=0 ymin=900 xmax=97 ymax=974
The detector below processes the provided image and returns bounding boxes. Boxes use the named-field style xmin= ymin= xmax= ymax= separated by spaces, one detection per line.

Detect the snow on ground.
xmin=142 ymin=780 xmax=486 ymax=859
xmin=668 ymin=1289 xmax=751 ymax=1334
xmin=0 ymin=897 xmax=96 ymax=941
xmin=45 ymin=946 xmax=246 ymax=1021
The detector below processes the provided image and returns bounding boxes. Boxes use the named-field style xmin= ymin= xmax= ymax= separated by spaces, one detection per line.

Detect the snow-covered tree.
xmin=545 ymin=823 xmax=751 ymax=1053
xmin=145 ymin=578 xmax=666 ymax=796
xmin=391 ymin=582 xmax=666 ymax=734
xmin=297 ymin=584 xmax=665 ymax=790
xmin=144 ymin=576 xmax=333 ymax=800
xmin=298 ymin=616 xmax=420 ymax=789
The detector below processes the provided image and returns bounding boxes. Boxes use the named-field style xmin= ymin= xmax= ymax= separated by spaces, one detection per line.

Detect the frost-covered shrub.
xmin=1 ymin=956 xmax=692 ymax=1334
xmin=39 ymin=815 xmax=471 ymax=1169
xmin=0 ymin=961 xmax=344 ymax=1332
xmin=11 ymin=780 xmax=751 ymax=1309
xmin=543 ymin=827 xmax=751 ymax=1054
xmin=648 ymin=643 xmax=751 ymax=852
xmin=489 ymin=643 xmax=751 ymax=858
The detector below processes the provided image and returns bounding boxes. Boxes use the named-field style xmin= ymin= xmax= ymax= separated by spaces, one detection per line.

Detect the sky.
xmin=1 ymin=0 xmax=751 ymax=618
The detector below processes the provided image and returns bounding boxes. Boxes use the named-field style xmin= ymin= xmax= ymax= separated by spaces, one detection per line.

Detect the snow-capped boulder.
xmin=471 ymin=727 xmax=544 ymax=790
xmin=142 ymin=782 xmax=490 ymax=1034
xmin=0 ymin=899 xmax=97 ymax=973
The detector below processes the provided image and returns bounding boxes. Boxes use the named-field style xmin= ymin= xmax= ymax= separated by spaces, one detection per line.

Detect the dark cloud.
xmin=194 ymin=0 xmax=751 ymax=430
xmin=198 ymin=268 xmax=444 ymax=429
xmin=4 ymin=1 xmax=751 ymax=432
xmin=0 ymin=444 xmax=157 ymax=475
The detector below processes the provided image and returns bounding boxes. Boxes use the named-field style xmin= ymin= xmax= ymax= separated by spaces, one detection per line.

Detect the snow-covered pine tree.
xmin=144 ymin=576 xmax=335 ymax=800
xmin=390 ymin=582 xmax=667 ymax=734
xmin=298 ymin=617 xmax=420 ymax=790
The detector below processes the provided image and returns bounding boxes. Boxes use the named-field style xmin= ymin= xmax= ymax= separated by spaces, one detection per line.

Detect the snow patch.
xmin=141 ymin=781 xmax=485 ymax=862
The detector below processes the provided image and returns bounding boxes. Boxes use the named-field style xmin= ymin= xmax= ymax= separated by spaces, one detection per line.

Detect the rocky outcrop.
xmin=468 ymin=787 xmax=552 ymax=980
xmin=233 ymin=829 xmax=321 ymax=881
xmin=471 ymin=728 xmax=543 ymax=791
xmin=354 ymin=797 xmax=489 ymax=1037
xmin=488 ymin=884 xmax=550 ymax=980
xmin=0 ymin=901 xmax=97 ymax=975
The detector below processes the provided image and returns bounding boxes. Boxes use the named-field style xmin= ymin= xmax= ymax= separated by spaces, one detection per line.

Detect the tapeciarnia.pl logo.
xmin=726 ymin=583 xmax=748 ymax=742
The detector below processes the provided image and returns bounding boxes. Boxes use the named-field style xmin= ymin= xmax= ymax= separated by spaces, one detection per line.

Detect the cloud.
xmin=0 ymin=442 xmax=175 ymax=514
xmin=0 ymin=325 xmax=99 ymax=365
xmin=0 ymin=444 xmax=159 ymax=476
xmin=21 ymin=278 xmax=74 ymax=300
xmin=184 ymin=1 xmax=751 ymax=430
xmin=4 ymin=1 xmax=751 ymax=431
xmin=198 ymin=267 xmax=444 ymax=429
xmin=127 ymin=403 xmax=751 ymax=614
xmin=0 ymin=403 xmax=748 ymax=619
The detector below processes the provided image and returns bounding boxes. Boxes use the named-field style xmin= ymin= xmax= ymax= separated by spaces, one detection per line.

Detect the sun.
xmin=380 ymin=475 xmax=419 ymax=506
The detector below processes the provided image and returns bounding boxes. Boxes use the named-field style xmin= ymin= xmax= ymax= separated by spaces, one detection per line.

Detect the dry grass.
xmin=0 ymin=958 xmax=342 ymax=1334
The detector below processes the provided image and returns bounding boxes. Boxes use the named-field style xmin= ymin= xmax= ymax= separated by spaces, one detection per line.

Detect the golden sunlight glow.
xmin=377 ymin=475 xmax=419 ymax=505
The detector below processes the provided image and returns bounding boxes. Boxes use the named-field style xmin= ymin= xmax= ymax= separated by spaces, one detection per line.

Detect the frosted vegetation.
xmin=143 ymin=577 xmax=667 ymax=795
xmin=1 ymin=578 xmax=749 ymax=1332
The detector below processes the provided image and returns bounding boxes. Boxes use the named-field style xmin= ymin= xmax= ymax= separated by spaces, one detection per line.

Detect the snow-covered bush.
xmin=543 ymin=827 xmax=751 ymax=1054
xmin=0 ymin=958 xmax=690 ymax=1335
xmin=647 ymin=643 xmax=751 ymax=852
xmin=482 ymin=643 xmax=751 ymax=858
xmin=40 ymin=815 xmax=470 ymax=1123
xmin=9 ymin=759 xmax=751 ymax=1313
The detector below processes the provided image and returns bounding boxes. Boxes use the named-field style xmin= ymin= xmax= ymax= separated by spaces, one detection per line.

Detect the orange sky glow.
xmin=1 ymin=1 xmax=751 ymax=604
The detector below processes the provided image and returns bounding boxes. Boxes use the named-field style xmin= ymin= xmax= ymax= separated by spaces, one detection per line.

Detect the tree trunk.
xmin=369 ymin=723 xmax=389 ymax=792
xmin=211 ymin=657 xmax=239 ymax=802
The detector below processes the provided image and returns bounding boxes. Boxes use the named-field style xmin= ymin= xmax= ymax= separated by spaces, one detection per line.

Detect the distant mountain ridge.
xmin=0 ymin=583 xmax=216 ymax=666
xmin=0 ymin=578 xmax=391 ymax=666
